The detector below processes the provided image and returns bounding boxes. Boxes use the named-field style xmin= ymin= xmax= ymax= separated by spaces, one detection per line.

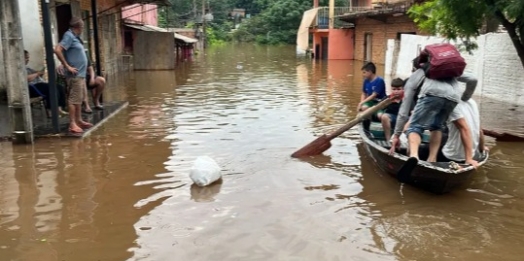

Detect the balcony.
xmin=308 ymin=1 xmax=415 ymax=29
xmin=313 ymin=7 xmax=372 ymax=29
xmin=336 ymin=1 xmax=415 ymax=22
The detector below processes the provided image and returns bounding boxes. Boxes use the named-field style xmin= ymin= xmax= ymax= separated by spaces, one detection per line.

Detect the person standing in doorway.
xmin=54 ymin=16 xmax=93 ymax=133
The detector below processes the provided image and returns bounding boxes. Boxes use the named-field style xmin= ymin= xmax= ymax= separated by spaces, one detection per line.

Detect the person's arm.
xmin=54 ymin=45 xmax=68 ymax=67
xmin=374 ymin=78 xmax=386 ymax=98
xmin=360 ymin=80 xmax=368 ymax=103
xmin=457 ymin=72 xmax=477 ymax=101
xmin=360 ymin=92 xmax=377 ymax=104
xmin=27 ymin=70 xmax=43 ymax=83
xmin=360 ymin=92 xmax=366 ymax=103
xmin=54 ymin=33 xmax=77 ymax=74
xmin=393 ymin=69 xmax=425 ymax=136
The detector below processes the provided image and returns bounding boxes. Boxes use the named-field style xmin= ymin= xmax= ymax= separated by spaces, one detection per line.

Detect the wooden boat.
xmin=358 ymin=121 xmax=489 ymax=194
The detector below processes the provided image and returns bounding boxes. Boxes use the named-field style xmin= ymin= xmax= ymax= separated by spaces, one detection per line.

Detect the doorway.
xmin=321 ymin=37 xmax=328 ymax=60
xmin=364 ymin=33 xmax=372 ymax=62
xmin=56 ymin=4 xmax=72 ymax=39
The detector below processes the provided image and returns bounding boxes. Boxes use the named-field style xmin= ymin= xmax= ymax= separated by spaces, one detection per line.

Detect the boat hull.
xmin=358 ymin=124 xmax=489 ymax=194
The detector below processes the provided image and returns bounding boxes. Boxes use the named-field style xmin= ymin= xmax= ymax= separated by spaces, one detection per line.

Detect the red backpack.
xmin=417 ymin=43 xmax=466 ymax=79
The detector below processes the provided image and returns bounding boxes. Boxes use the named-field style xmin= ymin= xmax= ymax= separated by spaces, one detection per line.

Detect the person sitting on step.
xmin=83 ymin=57 xmax=105 ymax=113
xmin=25 ymin=50 xmax=68 ymax=117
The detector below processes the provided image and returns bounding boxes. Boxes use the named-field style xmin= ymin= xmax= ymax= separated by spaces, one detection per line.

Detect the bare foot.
xmin=69 ymin=124 xmax=83 ymax=133
xmin=83 ymin=105 xmax=92 ymax=113
xmin=78 ymin=121 xmax=93 ymax=129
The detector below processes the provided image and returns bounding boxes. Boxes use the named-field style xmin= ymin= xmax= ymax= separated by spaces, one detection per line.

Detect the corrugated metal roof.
xmin=125 ymin=24 xmax=198 ymax=43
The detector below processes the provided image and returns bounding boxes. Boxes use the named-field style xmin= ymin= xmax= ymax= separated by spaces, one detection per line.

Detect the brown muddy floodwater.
xmin=1 ymin=44 xmax=524 ymax=261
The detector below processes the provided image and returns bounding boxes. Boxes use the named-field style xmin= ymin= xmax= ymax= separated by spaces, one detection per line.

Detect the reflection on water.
xmin=1 ymin=44 xmax=524 ymax=261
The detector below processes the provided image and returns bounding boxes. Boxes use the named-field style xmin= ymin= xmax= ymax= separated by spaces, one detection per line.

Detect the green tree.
xmin=408 ymin=0 xmax=524 ymax=69
xmin=232 ymin=0 xmax=312 ymax=44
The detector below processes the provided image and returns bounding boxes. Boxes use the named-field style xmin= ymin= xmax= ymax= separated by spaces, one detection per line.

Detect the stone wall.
xmin=385 ymin=33 xmax=524 ymax=105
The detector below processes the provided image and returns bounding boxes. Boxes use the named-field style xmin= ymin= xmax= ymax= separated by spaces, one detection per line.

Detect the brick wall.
xmin=354 ymin=15 xmax=423 ymax=64
xmin=386 ymin=33 xmax=524 ymax=105
xmin=79 ymin=0 xmax=122 ymax=72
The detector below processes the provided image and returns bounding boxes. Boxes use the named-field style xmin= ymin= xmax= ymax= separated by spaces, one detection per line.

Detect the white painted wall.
xmin=385 ymin=33 xmax=524 ymax=105
xmin=20 ymin=0 xmax=45 ymax=70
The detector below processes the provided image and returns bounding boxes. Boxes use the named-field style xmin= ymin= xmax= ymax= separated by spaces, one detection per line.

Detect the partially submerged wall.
xmin=133 ymin=31 xmax=175 ymax=70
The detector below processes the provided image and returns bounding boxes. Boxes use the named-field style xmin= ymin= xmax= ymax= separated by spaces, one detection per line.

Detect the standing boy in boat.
xmin=390 ymin=56 xmax=477 ymax=166
xmin=379 ymin=78 xmax=405 ymax=142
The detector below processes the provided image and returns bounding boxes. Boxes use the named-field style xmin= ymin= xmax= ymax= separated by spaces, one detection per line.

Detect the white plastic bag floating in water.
xmin=189 ymin=156 xmax=222 ymax=187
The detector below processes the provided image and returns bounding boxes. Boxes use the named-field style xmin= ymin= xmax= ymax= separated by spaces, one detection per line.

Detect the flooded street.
xmin=2 ymin=44 xmax=524 ymax=261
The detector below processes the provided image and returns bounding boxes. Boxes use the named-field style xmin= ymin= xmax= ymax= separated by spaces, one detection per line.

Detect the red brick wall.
xmin=79 ymin=0 xmax=122 ymax=72
xmin=354 ymin=15 xmax=425 ymax=64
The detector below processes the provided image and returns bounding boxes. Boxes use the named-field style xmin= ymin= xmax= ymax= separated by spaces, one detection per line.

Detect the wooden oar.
xmin=482 ymin=128 xmax=524 ymax=142
xmin=291 ymin=96 xmax=396 ymax=158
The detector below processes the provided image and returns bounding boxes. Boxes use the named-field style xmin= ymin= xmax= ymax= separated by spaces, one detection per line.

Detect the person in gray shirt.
xmin=54 ymin=16 xmax=92 ymax=134
xmin=390 ymin=57 xmax=479 ymax=168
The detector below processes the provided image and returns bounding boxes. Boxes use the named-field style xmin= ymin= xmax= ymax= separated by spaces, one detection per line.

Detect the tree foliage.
xmin=408 ymin=0 xmax=524 ymax=69
xmin=231 ymin=0 xmax=312 ymax=44
xmin=158 ymin=0 xmax=348 ymax=45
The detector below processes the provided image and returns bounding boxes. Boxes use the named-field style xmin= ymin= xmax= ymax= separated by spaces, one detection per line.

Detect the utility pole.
xmin=91 ymin=0 xmax=102 ymax=75
xmin=202 ymin=0 xmax=206 ymax=49
xmin=91 ymin=0 xmax=102 ymax=103
xmin=41 ymin=0 xmax=60 ymax=133
xmin=0 ymin=0 xmax=34 ymax=143
xmin=329 ymin=0 xmax=334 ymax=29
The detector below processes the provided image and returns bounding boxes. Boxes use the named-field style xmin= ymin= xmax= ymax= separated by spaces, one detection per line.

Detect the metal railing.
xmin=315 ymin=7 xmax=372 ymax=29
xmin=313 ymin=1 xmax=413 ymax=29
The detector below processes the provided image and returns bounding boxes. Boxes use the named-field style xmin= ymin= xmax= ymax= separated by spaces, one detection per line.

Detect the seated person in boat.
xmin=357 ymin=62 xmax=387 ymax=112
xmin=25 ymin=50 xmax=68 ymax=116
xmin=390 ymin=57 xmax=478 ymax=164
xmin=439 ymin=98 xmax=485 ymax=167
xmin=379 ymin=77 xmax=405 ymax=142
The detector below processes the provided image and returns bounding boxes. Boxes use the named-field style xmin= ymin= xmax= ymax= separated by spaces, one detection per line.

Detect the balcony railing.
xmin=313 ymin=1 xmax=414 ymax=29
xmin=315 ymin=7 xmax=372 ymax=29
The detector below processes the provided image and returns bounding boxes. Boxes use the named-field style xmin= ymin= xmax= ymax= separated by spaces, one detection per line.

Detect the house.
xmin=122 ymin=4 xmax=159 ymax=26
xmin=0 ymin=0 xmax=170 ymax=141
xmin=123 ymin=23 xmax=199 ymax=68
xmin=297 ymin=0 xmax=356 ymax=60
xmin=297 ymin=0 xmax=426 ymax=64
xmin=337 ymin=0 xmax=423 ymax=64
xmin=1 ymin=0 xmax=170 ymax=94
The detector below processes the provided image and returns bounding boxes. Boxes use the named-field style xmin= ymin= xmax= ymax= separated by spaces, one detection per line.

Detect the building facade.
xmin=298 ymin=0 xmax=426 ymax=64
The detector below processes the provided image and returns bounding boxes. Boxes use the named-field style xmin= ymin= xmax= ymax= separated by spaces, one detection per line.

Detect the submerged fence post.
xmin=0 ymin=0 xmax=34 ymax=143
